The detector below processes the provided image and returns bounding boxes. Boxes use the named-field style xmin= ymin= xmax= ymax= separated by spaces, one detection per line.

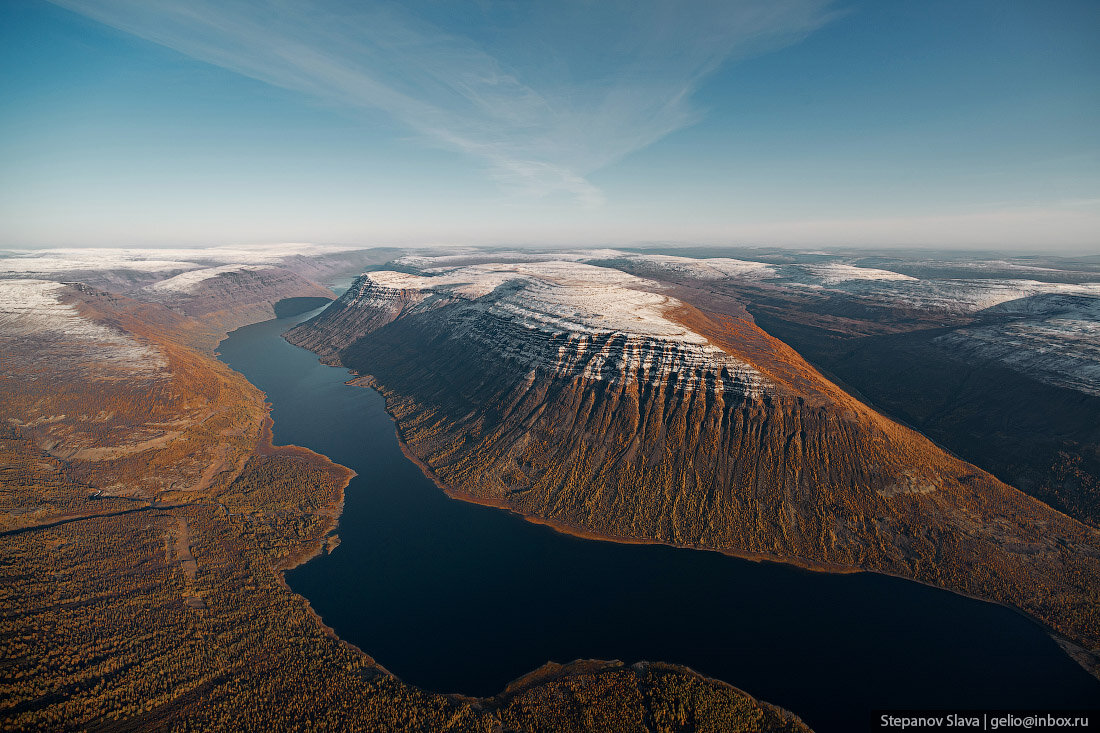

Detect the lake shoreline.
xmin=215 ymin=311 xmax=1100 ymax=733
xmin=343 ymin=369 xmax=1100 ymax=681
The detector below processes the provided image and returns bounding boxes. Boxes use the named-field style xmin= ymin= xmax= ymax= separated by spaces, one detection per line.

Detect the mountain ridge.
xmin=287 ymin=264 xmax=1100 ymax=670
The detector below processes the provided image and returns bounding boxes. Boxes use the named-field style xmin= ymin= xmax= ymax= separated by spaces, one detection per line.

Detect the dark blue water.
xmin=218 ymin=310 xmax=1100 ymax=733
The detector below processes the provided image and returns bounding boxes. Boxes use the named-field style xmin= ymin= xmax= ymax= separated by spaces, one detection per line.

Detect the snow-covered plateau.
xmin=0 ymin=279 xmax=165 ymax=376
xmin=374 ymin=251 xmax=1100 ymax=399
xmin=0 ymin=243 xmax=357 ymax=278
xmin=147 ymin=264 xmax=278 ymax=293
xmin=3 ymin=245 xmax=1096 ymax=398
xmin=344 ymin=262 xmax=770 ymax=395
xmin=934 ymin=295 xmax=1100 ymax=396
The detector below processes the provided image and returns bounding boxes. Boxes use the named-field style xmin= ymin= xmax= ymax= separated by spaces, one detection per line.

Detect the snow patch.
xmin=356 ymin=261 xmax=769 ymax=394
xmin=933 ymin=294 xmax=1100 ymax=396
xmin=0 ymin=243 xmax=357 ymax=277
xmin=392 ymin=248 xmax=631 ymax=271
xmin=0 ymin=253 xmax=199 ymax=275
xmin=147 ymin=264 xmax=276 ymax=293
xmin=605 ymin=254 xmax=778 ymax=281
xmin=795 ymin=263 xmax=917 ymax=285
xmin=0 ymin=280 xmax=165 ymax=375
xmin=863 ymin=279 xmax=1100 ymax=314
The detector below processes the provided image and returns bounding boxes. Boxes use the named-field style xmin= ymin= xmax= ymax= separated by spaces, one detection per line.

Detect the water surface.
xmin=218 ymin=310 xmax=1100 ymax=733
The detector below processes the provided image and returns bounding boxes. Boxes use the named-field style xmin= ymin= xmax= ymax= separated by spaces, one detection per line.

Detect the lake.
xmin=217 ymin=307 xmax=1100 ymax=733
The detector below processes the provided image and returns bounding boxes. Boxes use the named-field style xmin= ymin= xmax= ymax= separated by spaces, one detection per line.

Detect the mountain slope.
xmin=288 ymin=261 xmax=1100 ymax=664
xmin=0 ymin=272 xmax=811 ymax=732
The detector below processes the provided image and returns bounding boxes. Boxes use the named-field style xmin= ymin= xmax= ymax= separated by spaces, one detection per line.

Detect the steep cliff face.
xmin=0 ymin=252 xmax=816 ymax=731
xmin=296 ymin=265 xmax=767 ymax=395
xmin=287 ymin=262 xmax=1100 ymax=659
xmin=650 ymin=259 xmax=1100 ymax=530
xmin=146 ymin=264 xmax=334 ymax=337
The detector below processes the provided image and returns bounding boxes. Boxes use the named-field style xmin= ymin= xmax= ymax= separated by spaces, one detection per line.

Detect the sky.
xmin=1 ymin=0 xmax=1098 ymax=251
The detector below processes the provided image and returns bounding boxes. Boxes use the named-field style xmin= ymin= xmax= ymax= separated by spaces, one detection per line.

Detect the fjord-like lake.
xmin=218 ymin=309 xmax=1099 ymax=733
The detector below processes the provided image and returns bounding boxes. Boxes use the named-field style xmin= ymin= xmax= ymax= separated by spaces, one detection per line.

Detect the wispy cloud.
xmin=50 ymin=0 xmax=833 ymax=205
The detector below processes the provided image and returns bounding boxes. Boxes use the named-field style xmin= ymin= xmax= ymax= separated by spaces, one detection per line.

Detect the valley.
xmin=0 ymin=246 xmax=819 ymax=732
xmin=2 ymin=244 xmax=1098 ymax=731
xmin=7 ymin=4 xmax=1096 ymax=728
xmin=287 ymin=253 xmax=1100 ymax=675
xmin=229 ymin=307 xmax=1098 ymax=733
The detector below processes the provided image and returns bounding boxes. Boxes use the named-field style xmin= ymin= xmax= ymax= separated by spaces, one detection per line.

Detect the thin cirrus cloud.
xmin=48 ymin=0 xmax=835 ymax=207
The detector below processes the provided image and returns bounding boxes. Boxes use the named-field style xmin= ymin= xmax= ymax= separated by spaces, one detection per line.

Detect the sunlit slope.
xmin=0 ymin=275 xmax=810 ymax=731
xmin=596 ymin=251 xmax=1100 ymax=528
xmin=0 ymin=280 xmax=267 ymax=526
xmin=289 ymin=262 xmax=1100 ymax=662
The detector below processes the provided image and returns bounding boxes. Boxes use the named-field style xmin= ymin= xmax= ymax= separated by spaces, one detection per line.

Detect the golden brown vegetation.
xmin=495 ymin=661 xmax=811 ymax=733
xmin=666 ymin=278 xmax=1100 ymax=530
xmin=290 ymin=285 xmax=1100 ymax=674
xmin=215 ymin=433 xmax=349 ymax=570
xmin=1 ymin=282 xmax=809 ymax=731
xmin=0 ymin=286 xmax=268 ymax=527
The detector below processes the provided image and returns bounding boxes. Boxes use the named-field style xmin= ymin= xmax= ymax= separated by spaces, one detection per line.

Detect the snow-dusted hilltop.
xmin=593 ymin=251 xmax=1099 ymax=312
xmin=570 ymin=250 xmax=1100 ymax=396
xmin=0 ymin=243 xmax=379 ymax=305
xmin=0 ymin=245 xmax=399 ymax=345
xmin=146 ymin=264 xmax=280 ymax=293
xmin=335 ymin=248 xmax=1100 ymax=398
xmin=3 ymin=244 xmax=1096 ymax=397
xmin=0 ymin=279 xmax=165 ymax=377
xmin=933 ymin=294 xmax=1100 ymax=397
xmin=323 ymin=261 xmax=770 ymax=395
xmin=0 ymin=243 xmax=352 ymax=278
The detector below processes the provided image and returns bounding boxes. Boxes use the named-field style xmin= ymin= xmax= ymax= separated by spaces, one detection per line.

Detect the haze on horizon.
xmin=1 ymin=0 xmax=1098 ymax=252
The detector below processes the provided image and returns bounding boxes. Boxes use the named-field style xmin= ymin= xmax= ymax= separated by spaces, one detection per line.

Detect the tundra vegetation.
xmin=0 ymin=279 xmax=809 ymax=731
xmin=286 ymin=258 xmax=1100 ymax=675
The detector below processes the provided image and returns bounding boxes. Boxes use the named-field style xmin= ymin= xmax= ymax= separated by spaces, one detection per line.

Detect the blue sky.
xmin=1 ymin=0 xmax=1097 ymax=250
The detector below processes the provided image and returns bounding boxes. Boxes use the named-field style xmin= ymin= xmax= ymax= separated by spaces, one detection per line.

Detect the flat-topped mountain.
xmin=0 ymin=265 xmax=811 ymax=732
xmin=295 ymin=263 xmax=768 ymax=395
xmin=289 ymin=259 xmax=1100 ymax=666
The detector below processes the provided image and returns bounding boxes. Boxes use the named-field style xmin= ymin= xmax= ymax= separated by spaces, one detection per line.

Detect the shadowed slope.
xmin=0 ymin=276 xmax=810 ymax=730
xmin=288 ymin=266 xmax=1100 ymax=669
